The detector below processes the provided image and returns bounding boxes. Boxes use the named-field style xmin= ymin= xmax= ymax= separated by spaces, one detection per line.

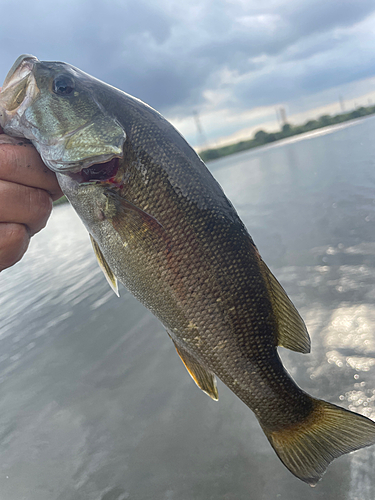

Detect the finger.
xmin=0 ymin=180 xmax=52 ymax=236
xmin=0 ymin=139 xmax=63 ymax=201
xmin=0 ymin=135 xmax=31 ymax=145
xmin=0 ymin=223 xmax=30 ymax=271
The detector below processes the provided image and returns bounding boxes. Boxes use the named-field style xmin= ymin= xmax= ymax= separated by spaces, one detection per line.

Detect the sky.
xmin=1 ymin=0 xmax=375 ymax=149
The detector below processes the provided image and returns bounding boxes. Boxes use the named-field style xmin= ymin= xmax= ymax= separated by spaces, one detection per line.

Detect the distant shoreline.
xmin=199 ymin=104 xmax=375 ymax=163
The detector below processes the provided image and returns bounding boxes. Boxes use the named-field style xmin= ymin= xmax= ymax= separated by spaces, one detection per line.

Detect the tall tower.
xmin=193 ymin=111 xmax=208 ymax=149
xmin=279 ymin=106 xmax=287 ymax=126
xmin=339 ymin=95 xmax=345 ymax=112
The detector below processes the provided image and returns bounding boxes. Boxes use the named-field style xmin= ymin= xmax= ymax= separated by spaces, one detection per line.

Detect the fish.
xmin=1 ymin=54 xmax=375 ymax=486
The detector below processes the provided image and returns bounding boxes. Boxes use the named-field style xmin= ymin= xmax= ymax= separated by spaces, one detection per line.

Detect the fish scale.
xmin=1 ymin=54 xmax=375 ymax=486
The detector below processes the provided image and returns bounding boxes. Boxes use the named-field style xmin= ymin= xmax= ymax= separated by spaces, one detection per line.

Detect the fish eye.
xmin=52 ymin=75 xmax=75 ymax=96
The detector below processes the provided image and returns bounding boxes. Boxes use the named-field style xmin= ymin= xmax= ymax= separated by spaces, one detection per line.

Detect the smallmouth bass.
xmin=1 ymin=55 xmax=375 ymax=486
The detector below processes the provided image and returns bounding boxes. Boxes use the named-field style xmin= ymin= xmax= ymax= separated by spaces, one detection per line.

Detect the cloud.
xmin=233 ymin=12 xmax=375 ymax=109
xmin=1 ymin=0 xmax=375 ymax=145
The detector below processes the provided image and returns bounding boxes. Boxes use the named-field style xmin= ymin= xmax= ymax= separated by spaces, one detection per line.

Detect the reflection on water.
xmin=1 ymin=117 xmax=375 ymax=499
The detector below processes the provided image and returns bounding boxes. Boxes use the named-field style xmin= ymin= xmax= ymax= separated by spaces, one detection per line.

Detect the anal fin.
xmin=259 ymin=259 xmax=310 ymax=354
xmin=173 ymin=341 xmax=218 ymax=401
xmin=90 ymin=234 xmax=119 ymax=297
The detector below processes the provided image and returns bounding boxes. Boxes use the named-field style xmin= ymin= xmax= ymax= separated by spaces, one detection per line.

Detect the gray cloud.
xmin=235 ymin=23 xmax=375 ymax=110
xmin=1 ymin=0 xmax=375 ymax=124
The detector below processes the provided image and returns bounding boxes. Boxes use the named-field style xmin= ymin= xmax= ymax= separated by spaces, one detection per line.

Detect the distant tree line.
xmin=199 ymin=104 xmax=375 ymax=162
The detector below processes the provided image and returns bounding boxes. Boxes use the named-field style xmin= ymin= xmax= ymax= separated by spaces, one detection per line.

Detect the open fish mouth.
xmin=2 ymin=55 xmax=38 ymax=91
xmin=67 ymin=157 xmax=121 ymax=184
xmin=0 ymin=55 xmax=39 ymax=130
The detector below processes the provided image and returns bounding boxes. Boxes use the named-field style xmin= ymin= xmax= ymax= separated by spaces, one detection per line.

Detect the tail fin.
xmin=261 ymin=399 xmax=375 ymax=486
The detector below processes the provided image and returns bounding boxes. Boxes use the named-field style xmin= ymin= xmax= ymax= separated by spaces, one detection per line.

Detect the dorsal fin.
xmin=173 ymin=341 xmax=218 ymax=401
xmin=89 ymin=234 xmax=119 ymax=297
xmin=260 ymin=260 xmax=310 ymax=353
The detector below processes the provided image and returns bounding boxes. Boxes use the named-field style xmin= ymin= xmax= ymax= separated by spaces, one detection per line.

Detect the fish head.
xmin=0 ymin=55 xmax=126 ymax=174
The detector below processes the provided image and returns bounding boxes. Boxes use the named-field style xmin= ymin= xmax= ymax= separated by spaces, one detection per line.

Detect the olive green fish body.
xmin=57 ymin=104 xmax=312 ymax=430
xmin=1 ymin=55 xmax=375 ymax=486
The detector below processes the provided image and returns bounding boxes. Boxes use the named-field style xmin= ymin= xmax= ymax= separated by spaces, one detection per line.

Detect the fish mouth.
xmin=2 ymin=55 xmax=38 ymax=90
xmin=67 ymin=157 xmax=122 ymax=185
xmin=0 ymin=55 xmax=39 ymax=131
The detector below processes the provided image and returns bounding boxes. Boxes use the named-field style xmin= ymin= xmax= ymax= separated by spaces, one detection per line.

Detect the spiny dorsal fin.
xmin=260 ymin=260 xmax=310 ymax=353
xmin=89 ymin=234 xmax=119 ymax=297
xmin=173 ymin=341 xmax=218 ymax=401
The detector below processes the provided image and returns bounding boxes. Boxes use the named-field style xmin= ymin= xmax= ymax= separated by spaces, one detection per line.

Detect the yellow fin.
xmin=260 ymin=260 xmax=310 ymax=353
xmin=262 ymin=399 xmax=375 ymax=486
xmin=173 ymin=342 xmax=218 ymax=401
xmin=89 ymin=234 xmax=119 ymax=297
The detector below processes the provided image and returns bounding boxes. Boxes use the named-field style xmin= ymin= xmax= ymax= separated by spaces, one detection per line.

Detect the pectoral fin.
xmin=103 ymin=190 xmax=171 ymax=251
xmin=259 ymin=259 xmax=310 ymax=353
xmin=173 ymin=341 xmax=218 ymax=401
xmin=89 ymin=234 xmax=119 ymax=296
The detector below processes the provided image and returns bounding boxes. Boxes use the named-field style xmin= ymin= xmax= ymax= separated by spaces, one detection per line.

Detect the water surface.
xmin=1 ymin=117 xmax=375 ymax=499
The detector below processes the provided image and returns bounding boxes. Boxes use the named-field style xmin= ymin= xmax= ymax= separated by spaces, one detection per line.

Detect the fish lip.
xmin=2 ymin=55 xmax=38 ymax=91
xmin=0 ymin=55 xmax=39 ymax=131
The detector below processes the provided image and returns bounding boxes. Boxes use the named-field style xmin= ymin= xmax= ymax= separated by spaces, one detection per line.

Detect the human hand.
xmin=0 ymin=124 xmax=64 ymax=271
